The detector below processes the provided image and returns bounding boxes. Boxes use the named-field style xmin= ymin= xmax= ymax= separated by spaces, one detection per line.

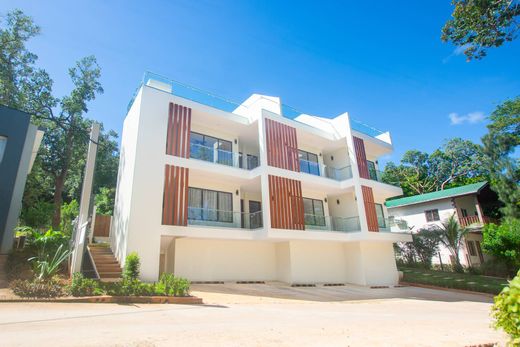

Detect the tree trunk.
xmin=52 ymin=174 xmax=65 ymax=229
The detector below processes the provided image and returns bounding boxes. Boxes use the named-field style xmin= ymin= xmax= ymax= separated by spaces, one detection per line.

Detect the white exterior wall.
xmin=110 ymin=82 xmax=410 ymax=285
xmin=387 ymin=196 xmax=486 ymax=267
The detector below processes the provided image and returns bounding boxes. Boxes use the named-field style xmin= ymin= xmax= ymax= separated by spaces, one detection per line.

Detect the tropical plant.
xmin=29 ymin=244 xmax=71 ymax=281
xmin=482 ymin=219 xmax=520 ymax=275
xmin=27 ymin=228 xmax=68 ymax=260
xmin=123 ymin=252 xmax=140 ymax=281
xmin=156 ymin=273 xmax=191 ymax=297
xmin=433 ymin=214 xmax=469 ymax=272
xmin=492 ymin=270 xmax=520 ymax=345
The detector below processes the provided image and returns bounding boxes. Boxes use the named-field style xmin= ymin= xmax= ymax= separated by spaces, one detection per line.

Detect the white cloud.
xmin=449 ymin=111 xmax=485 ymax=125
xmin=442 ymin=44 xmax=473 ymax=63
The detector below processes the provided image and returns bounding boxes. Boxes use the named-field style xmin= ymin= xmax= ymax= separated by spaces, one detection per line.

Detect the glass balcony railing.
xmin=379 ymin=218 xmax=409 ymax=232
xmin=298 ymin=159 xmax=353 ymax=181
xmin=366 ymin=166 xmax=400 ymax=187
xmin=189 ymin=143 xmax=259 ymax=170
xmin=187 ymin=207 xmax=263 ymax=229
xmin=304 ymin=214 xmax=361 ymax=233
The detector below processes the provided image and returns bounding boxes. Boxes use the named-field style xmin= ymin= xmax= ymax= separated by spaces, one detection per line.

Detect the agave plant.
xmin=29 ymin=244 xmax=72 ymax=281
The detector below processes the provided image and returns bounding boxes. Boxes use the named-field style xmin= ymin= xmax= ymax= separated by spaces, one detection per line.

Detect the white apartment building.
xmin=110 ymin=72 xmax=411 ymax=286
xmin=386 ymin=182 xmax=500 ymax=268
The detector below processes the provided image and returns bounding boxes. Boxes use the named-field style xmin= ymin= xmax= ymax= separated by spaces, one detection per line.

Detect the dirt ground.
xmin=0 ymin=283 xmax=508 ymax=346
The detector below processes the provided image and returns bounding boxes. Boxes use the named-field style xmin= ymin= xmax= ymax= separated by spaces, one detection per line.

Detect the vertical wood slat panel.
xmin=166 ymin=103 xmax=192 ymax=158
xmin=362 ymin=185 xmax=379 ymax=232
xmin=268 ymin=175 xmax=304 ymax=230
xmin=162 ymin=164 xmax=189 ymax=226
xmin=265 ymin=118 xmax=299 ymax=172
xmin=354 ymin=136 xmax=369 ymax=179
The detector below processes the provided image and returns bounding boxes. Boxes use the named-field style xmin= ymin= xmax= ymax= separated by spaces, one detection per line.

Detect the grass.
xmin=399 ymin=266 xmax=509 ymax=295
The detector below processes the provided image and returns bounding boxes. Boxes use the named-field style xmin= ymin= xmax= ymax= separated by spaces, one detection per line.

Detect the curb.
xmin=399 ymin=281 xmax=496 ymax=298
xmin=0 ymin=295 xmax=203 ymax=304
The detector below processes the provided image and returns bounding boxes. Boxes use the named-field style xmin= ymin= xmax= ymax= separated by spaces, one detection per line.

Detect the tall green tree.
xmin=383 ymin=138 xmax=487 ymax=196
xmin=482 ymin=97 xmax=520 ymax=220
xmin=442 ymin=0 xmax=520 ymax=61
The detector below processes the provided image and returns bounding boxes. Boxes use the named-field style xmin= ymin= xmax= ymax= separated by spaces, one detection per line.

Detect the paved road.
xmin=0 ymin=284 xmax=507 ymax=346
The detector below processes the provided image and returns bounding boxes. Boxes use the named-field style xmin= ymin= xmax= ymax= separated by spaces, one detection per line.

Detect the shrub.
xmin=10 ymin=278 xmax=64 ymax=298
xmin=480 ymin=259 xmax=512 ymax=278
xmin=123 ymin=252 xmax=140 ymax=281
xmin=157 ymin=273 xmax=190 ymax=297
xmin=69 ymin=273 xmax=102 ymax=297
xmin=30 ymin=244 xmax=72 ymax=281
xmin=492 ymin=270 xmax=520 ymax=345
xmin=483 ymin=220 xmax=520 ymax=275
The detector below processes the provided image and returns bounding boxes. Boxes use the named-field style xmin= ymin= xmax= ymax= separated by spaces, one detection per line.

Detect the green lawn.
xmin=399 ymin=267 xmax=509 ymax=295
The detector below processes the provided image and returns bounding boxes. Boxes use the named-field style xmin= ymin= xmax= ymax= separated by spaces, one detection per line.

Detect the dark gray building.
xmin=0 ymin=105 xmax=44 ymax=254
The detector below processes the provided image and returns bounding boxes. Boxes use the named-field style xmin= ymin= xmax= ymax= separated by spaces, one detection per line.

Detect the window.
xmin=467 ymin=240 xmax=477 ymax=257
xmin=425 ymin=209 xmax=440 ymax=222
xmin=188 ymin=187 xmax=233 ymax=223
xmin=461 ymin=208 xmax=468 ymax=218
xmin=0 ymin=136 xmax=7 ymax=163
xmin=189 ymin=132 xmax=233 ymax=165
xmin=298 ymin=150 xmax=320 ymax=176
xmin=367 ymin=160 xmax=378 ymax=181
xmin=303 ymin=198 xmax=325 ymax=226
xmin=375 ymin=203 xmax=386 ymax=228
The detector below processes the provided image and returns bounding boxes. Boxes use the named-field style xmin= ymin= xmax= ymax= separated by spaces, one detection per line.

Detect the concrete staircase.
xmin=87 ymin=244 xmax=122 ymax=281
xmin=0 ymin=255 xmax=7 ymax=288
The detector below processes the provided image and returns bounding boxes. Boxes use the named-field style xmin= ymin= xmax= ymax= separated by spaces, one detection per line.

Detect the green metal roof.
xmin=385 ymin=182 xmax=488 ymax=208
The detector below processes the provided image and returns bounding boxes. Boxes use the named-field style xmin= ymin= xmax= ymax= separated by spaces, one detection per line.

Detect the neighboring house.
xmin=0 ymin=105 xmax=44 ymax=254
xmin=109 ymin=72 xmax=411 ymax=286
xmin=386 ymin=182 xmax=500 ymax=268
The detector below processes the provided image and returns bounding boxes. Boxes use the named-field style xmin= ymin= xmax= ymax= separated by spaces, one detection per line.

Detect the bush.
xmin=492 ymin=270 xmax=520 ymax=345
xmin=156 ymin=273 xmax=190 ymax=297
xmin=123 ymin=252 xmax=140 ymax=281
xmin=480 ymin=259 xmax=512 ymax=278
xmin=483 ymin=219 xmax=520 ymax=275
xmin=30 ymin=244 xmax=72 ymax=281
xmin=10 ymin=278 xmax=64 ymax=298
xmin=69 ymin=273 xmax=102 ymax=297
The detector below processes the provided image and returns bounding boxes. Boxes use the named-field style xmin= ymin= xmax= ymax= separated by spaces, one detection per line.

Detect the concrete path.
xmin=0 ymin=283 xmax=507 ymax=346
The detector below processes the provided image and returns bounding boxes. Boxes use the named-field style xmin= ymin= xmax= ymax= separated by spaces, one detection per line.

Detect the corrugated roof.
xmin=385 ymin=182 xmax=488 ymax=208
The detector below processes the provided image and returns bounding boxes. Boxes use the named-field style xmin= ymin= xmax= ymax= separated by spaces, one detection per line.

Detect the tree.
xmin=442 ymin=0 xmax=520 ymax=61
xmin=383 ymin=138 xmax=487 ymax=196
xmin=95 ymin=187 xmax=116 ymax=215
xmin=434 ymin=214 xmax=469 ymax=272
xmin=482 ymin=219 xmax=520 ymax=274
xmin=396 ymin=229 xmax=440 ymax=267
xmin=482 ymin=97 xmax=520 ymax=220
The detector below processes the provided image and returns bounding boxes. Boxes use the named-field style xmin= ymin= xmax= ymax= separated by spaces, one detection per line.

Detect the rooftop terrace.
xmin=130 ymin=71 xmax=390 ymax=141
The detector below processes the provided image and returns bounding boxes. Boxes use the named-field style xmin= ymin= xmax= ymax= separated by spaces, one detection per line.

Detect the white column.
xmin=258 ymin=112 xmax=271 ymax=231
xmin=71 ymin=123 xmax=100 ymax=274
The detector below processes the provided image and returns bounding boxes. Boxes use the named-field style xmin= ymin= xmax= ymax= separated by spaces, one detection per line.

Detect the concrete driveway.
xmin=0 ymin=283 xmax=507 ymax=346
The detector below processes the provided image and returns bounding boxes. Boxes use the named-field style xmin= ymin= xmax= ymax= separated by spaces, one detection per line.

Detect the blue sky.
xmin=3 ymin=0 xmax=520 ymax=165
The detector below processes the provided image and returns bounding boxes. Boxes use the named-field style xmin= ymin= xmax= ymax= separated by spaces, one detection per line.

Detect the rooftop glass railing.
xmin=130 ymin=72 xmax=391 ymax=142
xmin=304 ymin=214 xmax=361 ymax=233
xmin=189 ymin=143 xmax=259 ymax=170
xmin=187 ymin=207 xmax=263 ymax=229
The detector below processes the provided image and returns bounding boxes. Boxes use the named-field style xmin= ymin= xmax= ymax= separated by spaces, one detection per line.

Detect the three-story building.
xmin=110 ymin=72 xmax=411 ymax=286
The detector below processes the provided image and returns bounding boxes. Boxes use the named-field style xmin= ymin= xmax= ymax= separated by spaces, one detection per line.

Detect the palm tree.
xmin=436 ymin=214 xmax=469 ymax=273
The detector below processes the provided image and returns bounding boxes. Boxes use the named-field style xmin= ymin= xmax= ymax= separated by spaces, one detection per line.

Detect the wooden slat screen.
xmin=166 ymin=102 xmax=192 ymax=158
xmin=353 ymin=136 xmax=369 ymax=179
xmin=268 ymin=175 xmax=305 ymax=230
xmin=362 ymin=185 xmax=379 ymax=232
xmin=162 ymin=165 xmax=189 ymax=226
xmin=265 ymin=118 xmax=300 ymax=172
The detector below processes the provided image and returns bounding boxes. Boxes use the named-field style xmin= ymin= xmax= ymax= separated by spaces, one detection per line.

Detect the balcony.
xmin=459 ymin=215 xmax=495 ymax=228
xmin=304 ymin=214 xmax=361 ymax=233
xmin=189 ymin=143 xmax=259 ymax=170
xmin=380 ymin=218 xmax=409 ymax=233
xmin=187 ymin=207 xmax=263 ymax=229
xmin=299 ymin=159 xmax=353 ymax=181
